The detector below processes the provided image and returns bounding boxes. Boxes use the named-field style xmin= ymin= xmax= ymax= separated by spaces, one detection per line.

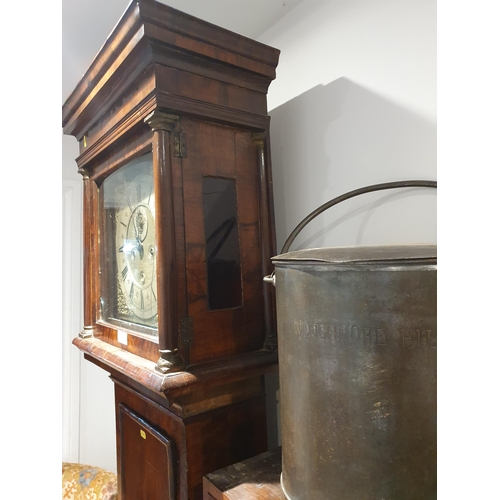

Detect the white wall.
xmin=259 ymin=0 xmax=437 ymax=253
xmin=258 ymin=0 xmax=436 ymax=450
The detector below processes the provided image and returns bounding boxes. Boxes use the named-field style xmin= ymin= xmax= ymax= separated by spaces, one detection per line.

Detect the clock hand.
xmin=132 ymin=214 xmax=140 ymax=240
xmin=129 ymin=211 xmax=146 ymax=259
xmin=137 ymin=238 xmax=144 ymax=259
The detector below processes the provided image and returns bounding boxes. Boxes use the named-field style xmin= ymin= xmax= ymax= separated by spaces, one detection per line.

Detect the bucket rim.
xmin=271 ymin=244 xmax=437 ymax=265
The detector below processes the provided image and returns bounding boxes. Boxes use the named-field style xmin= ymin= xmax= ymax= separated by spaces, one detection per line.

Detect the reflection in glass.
xmin=203 ymin=177 xmax=242 ymax=310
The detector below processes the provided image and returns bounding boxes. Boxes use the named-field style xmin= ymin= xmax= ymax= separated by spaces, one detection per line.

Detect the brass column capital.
xmin=78 ymin=166 xmax=90 ymax=180
xmin=145 ymin=110 xmax=180 ymax=132
xmin=252 ymin=131 xmax=266 ymax=148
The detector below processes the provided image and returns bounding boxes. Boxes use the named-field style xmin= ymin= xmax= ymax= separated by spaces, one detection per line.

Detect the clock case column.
xmin=62 ymin=1 xmax=280 ymax=499
xmin=145 ymin=111 xmax=184 ymax=372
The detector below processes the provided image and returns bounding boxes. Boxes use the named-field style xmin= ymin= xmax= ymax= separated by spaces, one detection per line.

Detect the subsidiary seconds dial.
xmin=116 ymin=173 xmax=158 ymax=321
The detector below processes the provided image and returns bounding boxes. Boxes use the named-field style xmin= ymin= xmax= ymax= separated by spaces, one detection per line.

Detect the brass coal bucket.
xmin=265 ymin=181 xmax=437 ymax=500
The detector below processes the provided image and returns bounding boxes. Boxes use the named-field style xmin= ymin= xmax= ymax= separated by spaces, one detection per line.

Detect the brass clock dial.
xmin=116 ymin=173 xmax=157 ymax=320
xmin=100 ymin=152 xmax=158 ymax=336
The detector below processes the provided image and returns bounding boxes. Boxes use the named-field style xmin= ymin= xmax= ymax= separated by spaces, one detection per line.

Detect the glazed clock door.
xmin=100 ymin=152 xmax=159 ymax=339
xmin=181 ymin=118 xmax=266 ymax=365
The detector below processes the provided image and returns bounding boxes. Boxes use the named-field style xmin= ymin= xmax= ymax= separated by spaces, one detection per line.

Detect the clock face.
xmin=116 ymin=173 xmax=157 ymax=320
xmin=100 ymin=152 xmax=158 ymax=337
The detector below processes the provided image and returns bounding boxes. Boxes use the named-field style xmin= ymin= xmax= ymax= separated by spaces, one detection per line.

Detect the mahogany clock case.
xmin=62 ymin=0 xmax=280 ymax=370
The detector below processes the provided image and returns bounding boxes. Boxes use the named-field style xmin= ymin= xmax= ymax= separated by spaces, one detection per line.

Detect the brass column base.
xmin=155 ymin=350 xmax=184 ymax=373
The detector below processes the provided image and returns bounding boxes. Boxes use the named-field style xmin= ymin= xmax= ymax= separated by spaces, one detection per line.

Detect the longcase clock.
xmin=62 ymin=1 xmax=280 ymax=498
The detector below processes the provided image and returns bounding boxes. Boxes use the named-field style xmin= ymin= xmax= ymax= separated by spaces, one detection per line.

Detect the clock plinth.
xmin=63 ymin=0 xmax=280 ymax=498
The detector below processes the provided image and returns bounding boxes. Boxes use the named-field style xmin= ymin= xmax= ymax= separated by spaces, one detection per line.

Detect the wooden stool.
xmin=203 ymin=447 xmax=286 ymax=500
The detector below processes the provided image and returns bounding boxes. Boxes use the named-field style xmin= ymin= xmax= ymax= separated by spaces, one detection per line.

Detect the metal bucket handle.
xmin=264 ymin=180 xmax=437 ymax=285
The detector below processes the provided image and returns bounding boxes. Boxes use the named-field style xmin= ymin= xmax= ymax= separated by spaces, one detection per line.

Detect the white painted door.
xmin=62 ymin=179 xmax=82 ymax=463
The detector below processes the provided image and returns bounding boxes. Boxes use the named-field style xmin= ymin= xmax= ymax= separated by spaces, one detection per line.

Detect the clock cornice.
xmin=62 ymin=0 xmax=280 ymax=144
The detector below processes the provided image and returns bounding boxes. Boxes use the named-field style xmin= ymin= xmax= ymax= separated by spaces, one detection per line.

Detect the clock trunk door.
xmin=181 ymin=118 xmax=265 ymax=365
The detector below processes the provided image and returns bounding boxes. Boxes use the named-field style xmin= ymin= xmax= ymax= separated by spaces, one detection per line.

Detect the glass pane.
xmin=203 ymin=177 xmax=242 ymax=310
xmin=100 ymin=152 xmax=158 ymax=337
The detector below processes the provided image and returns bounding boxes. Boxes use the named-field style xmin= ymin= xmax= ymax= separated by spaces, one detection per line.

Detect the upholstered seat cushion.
xmin=62 ymin=462 xmax=118 ymax=500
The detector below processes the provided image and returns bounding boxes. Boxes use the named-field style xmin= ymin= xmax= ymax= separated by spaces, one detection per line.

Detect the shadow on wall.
xmin=269 ymin=77 xmax=437 ymax=253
